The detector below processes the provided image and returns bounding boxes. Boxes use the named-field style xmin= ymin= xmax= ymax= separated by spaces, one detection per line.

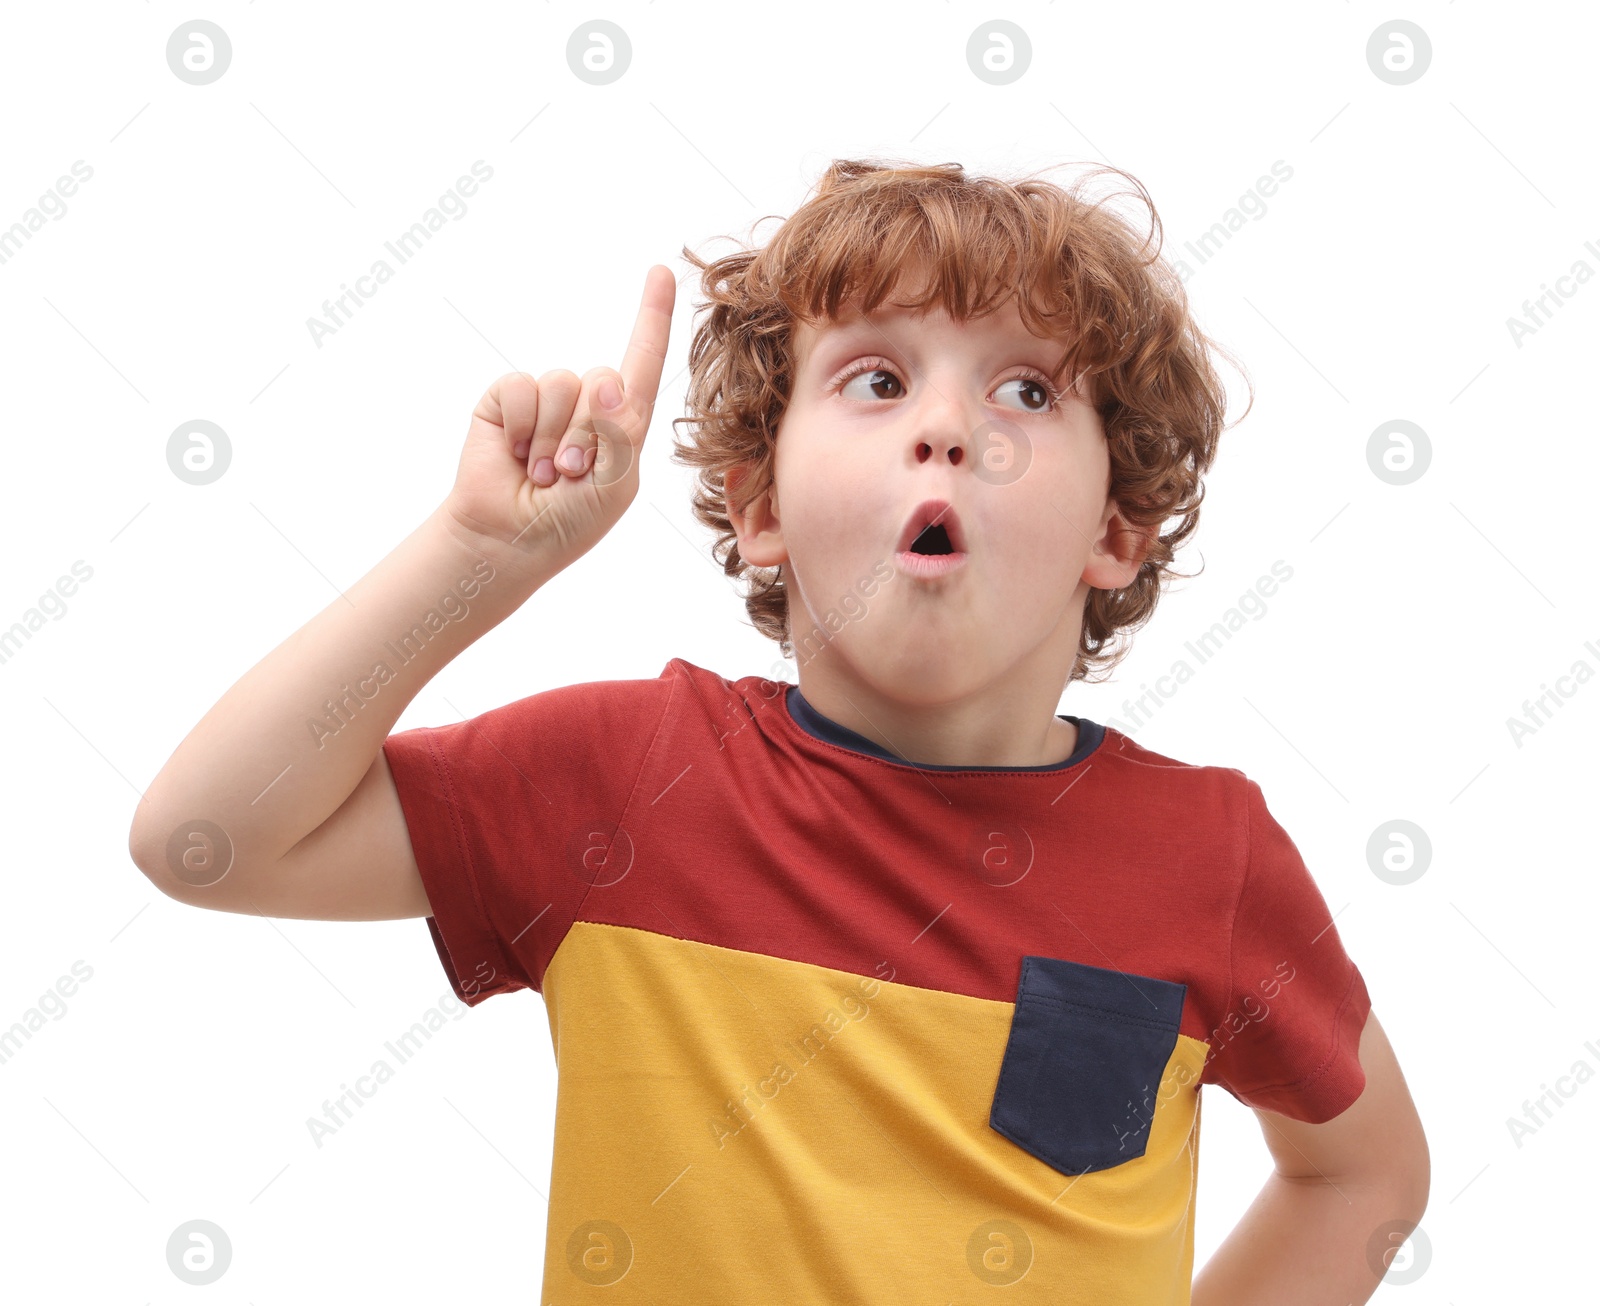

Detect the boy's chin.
xmin=824 ymin=630 xmax=1000 ymax=703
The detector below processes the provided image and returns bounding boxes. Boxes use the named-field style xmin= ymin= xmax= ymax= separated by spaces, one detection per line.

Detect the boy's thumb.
xmin=585 ymin=368 xmax=637 ymax=491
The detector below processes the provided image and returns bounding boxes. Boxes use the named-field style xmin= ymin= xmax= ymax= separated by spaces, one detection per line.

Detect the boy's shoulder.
xmin=696 ymin=656 xmax=1247 ymax=765
xmin=1078 ymin=727 xmax=1260 ymax=851
xmin=475 ymin=656 xmax=1262 ymax=823
xmin=708 ymin=657 xmax=1256 ymax=801
xmin=1094 ymin=721 xmax=1239 ymax=773
xmin=1094 ymin=723 xmax=1252 ymax=790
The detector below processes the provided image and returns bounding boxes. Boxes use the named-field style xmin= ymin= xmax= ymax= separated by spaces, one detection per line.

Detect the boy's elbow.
xmin=128 ymin=807 xmax=166 ymax=883
xmin=1362 ymin=1095 xmax=1430 ymax=1222
xmin=1361 ymin=1112 xmax=1429 ymax=1225
xmin=129 ymin=826 xmax=179 ymax=902
xmin=1379 ymin=1073 xmax=1431 ymax=1220
xmin=1395 ymin=1127 xmax=1431 ymax=1221
xmin=127 ymin=809 xmax=156 ymax=882
xmin=1348 ymin=1008 xmax=1430 ymax=1218
xmin=127 ymin=806 xmax=197 ymax=905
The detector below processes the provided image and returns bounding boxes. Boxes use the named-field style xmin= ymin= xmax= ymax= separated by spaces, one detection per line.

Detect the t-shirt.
xmin=381 ymin=656 xmax=1371 ymax=1304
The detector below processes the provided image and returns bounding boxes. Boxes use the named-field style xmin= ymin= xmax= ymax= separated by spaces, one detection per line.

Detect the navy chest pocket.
xmin=989 ymin=955 xmax=1187 ymax=1176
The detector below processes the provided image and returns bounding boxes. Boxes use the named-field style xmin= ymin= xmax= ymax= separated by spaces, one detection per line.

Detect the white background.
xmin=1 ymin=1 xmax=1595 ymax=1299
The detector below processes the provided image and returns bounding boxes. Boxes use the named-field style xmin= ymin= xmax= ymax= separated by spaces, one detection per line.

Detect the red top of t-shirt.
xmin=382 ymin=656 xmax=1371 ymax=1122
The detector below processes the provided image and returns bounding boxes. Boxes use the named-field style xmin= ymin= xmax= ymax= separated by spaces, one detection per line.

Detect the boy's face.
xmin=730 ymin=290 xmax=1148 ymax=702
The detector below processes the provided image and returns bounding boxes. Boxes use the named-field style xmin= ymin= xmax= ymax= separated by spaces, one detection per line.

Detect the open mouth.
xmin=897 ymin=498 xmax=967 ymax=555
xmin=894 ymin=499 xmax=969 ymax=578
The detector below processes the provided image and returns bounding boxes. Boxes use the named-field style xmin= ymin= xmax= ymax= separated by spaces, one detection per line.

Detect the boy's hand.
xmin=442 ymin=264 xmax=676 ymax=578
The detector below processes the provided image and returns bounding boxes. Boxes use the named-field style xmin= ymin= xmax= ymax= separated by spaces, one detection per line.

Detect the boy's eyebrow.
xmin=797 ymin=316 xmax=920 ymax=378
xmin=793 ymin=317 xmax=869 ymax=371
xmin=802 ymin=313 xmax=1074 ymax=377
xmin=806 ymin=316 xmax=872 ymax=345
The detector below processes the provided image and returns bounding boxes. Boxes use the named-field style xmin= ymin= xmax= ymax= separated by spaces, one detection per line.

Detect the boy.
xmin=129 ymin=159 xmax=1428 ymax=1303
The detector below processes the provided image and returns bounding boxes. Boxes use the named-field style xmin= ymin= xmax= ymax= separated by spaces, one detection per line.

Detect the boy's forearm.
xmin=129 ymin=504 xmax=546 ymax=894
xmin=1191 ymin=1171 xmax=1423 ymax=1306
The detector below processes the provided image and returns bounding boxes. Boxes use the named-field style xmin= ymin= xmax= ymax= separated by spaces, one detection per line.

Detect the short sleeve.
xmin=1200 ymin=777 xmax=1373 ymax=1122
xmin=381 ymin=669 xmax=677 ymax=1007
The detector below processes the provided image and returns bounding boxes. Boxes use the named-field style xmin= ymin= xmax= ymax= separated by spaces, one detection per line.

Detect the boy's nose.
xmin=909 ymin=403 xmax=970 ymax=465
xmin=915 ymin=433 xmax=966 ymax=465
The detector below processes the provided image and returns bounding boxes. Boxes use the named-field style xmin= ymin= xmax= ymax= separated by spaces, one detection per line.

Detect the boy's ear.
xmin=1081 ymin=499 xmax=1159 ymax=591
xmin=725 ymin=462 xmax=788 ymax=568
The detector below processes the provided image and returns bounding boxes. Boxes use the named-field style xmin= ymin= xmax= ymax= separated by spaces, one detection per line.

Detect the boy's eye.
xmin=995 ymin=377 xmax=1055 ymax=413
xmin=836 ymin=362 xmax=1056 ymax=412
xmin=840 ymin=367 xmax=905 ymax=401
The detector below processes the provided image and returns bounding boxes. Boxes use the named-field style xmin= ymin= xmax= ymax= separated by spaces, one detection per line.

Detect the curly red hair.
xmin=668 ymin=157 xmax=1250 ymax=683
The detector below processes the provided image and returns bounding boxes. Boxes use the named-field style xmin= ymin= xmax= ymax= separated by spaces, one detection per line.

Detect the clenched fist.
xmin=442 ymin=264 xmax=675 ymax=578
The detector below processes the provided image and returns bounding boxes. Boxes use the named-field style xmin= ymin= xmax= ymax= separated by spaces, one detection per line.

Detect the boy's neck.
xmin=791 ymin=661 xmax=1080 ymax=769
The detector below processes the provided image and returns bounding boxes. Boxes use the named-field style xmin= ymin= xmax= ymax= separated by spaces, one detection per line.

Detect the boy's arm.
xmin=127 ymin=265 xmax=677 ymax=921
xmin=128 ymin=504 xmax=552 ymax=919
xmin=1191 ymin=1008 xmax=1430 ymax=1306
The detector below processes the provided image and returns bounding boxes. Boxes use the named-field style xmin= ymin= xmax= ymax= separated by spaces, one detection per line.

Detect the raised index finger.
xmin=618 ymin=264 xmax=676 ymax=410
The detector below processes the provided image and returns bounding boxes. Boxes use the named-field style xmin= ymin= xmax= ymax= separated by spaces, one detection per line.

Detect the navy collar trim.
xmin=784 ymin=684 xmax=1105 ymax=772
